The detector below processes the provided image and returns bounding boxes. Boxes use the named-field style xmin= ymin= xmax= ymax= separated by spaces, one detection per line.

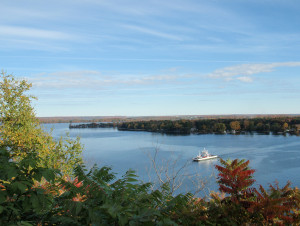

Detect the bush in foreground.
xmin=1 ymin=146 xmax=299 ymax=225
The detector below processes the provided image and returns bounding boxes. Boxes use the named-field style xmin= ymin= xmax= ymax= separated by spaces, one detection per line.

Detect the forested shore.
xmin=68 ymin=118 xmax=300 ymax=135
xmin=69 ymin=122 xmax=115 ymax=129
xmin=118 ymin=118 xmax=300 ymax=135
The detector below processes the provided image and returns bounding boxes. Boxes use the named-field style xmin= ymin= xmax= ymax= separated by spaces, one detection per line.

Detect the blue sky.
xmin=1 ymin=0 xmax=300 ymax=116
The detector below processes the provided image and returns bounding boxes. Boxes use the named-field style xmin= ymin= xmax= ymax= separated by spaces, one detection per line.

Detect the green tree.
xmin=243 ymin=120 xmax=250 ymax=131
xmin=256 ymin=122 xmax=264 ymax=132
xmin=0 ymin=72 xmax=83 ymax=175
xmin=271 ymin=123 xmax=282 ymax=133
xmin=248 ymin=121 xmax=255 ymax=131
xmin=282 ymin=122 xmax=289 ymax=131
xmin=213 ymin=123 xmax=226 ymax=134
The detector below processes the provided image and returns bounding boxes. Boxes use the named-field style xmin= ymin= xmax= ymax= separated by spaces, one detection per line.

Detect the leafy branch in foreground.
xmin=1 ymin=149 xmax=299 ymax=225
xmin=0 ymin=148 xmax=58 ymax=225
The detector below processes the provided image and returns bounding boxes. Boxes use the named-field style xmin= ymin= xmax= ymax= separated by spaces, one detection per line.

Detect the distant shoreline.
xmin=38 ymin=114 xmax=300 ymax=123
xmin=66 ymin=118 xmax=300 ymax=136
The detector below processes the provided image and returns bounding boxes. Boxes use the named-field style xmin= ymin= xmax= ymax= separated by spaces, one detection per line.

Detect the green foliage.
xmin=53 ymin=166 xmax=177 ymax=225
xmin=119 ymin=120 xmax=192 ymax=134
xmin=0 ymin=72 xmax=83 ymax=175
xmin=119 ymin=117 xmax=300 ymax=135
xmin=1 ymin=148 xmax=299 ymax=225
xmin=213 ymin=122 xmax=226 ymax=133
xmin=0 ymin=148 xmax=58 ymax=225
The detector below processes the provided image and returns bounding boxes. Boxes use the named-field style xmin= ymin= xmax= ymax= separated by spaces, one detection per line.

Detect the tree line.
xmin=118 ymin=118 xmax=300 ymax=135
xmin=69 ymin=122 xmax=115 ymax=129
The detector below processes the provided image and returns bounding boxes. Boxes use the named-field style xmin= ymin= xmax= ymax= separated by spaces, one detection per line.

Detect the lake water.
xmin=43 ymin=123 xmax=300 ymax=196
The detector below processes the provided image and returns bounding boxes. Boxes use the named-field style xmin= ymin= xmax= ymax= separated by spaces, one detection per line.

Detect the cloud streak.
xmin=29 ymin=70 xmax=184 ymax=89
xmin=0 ymin=25 xmax=73 ymax=40
xmin=123 ymin=24 xmax=184 ymax=41
xmin=207 ymin=62 xmax=300 ymax=82
xmin=29 ymin=61 xmax=300 ymax=91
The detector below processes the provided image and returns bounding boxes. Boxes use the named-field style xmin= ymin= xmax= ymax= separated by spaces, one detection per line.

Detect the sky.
xmin=1 ymin=0 xmax=300 ymax=117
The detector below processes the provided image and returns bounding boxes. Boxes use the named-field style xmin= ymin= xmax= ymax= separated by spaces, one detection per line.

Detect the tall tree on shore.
xmin=282 ymin=122 xmax=289 ymax=131
xmin=0 ymin=72 xmax=83 ymax=175
xmin=230 ymin=121 xmax=241 ymax=131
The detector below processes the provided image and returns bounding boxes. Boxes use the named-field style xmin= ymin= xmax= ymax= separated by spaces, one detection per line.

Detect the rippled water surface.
xmin=43 ymin=123 xmax=300 ymax=195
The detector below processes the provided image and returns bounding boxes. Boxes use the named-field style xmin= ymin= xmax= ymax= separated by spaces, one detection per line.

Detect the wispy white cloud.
xmin=28 ymin=62 xmax=300 ymax=90
xmin=207 ymin=62 xmax=300 ymax=82
xmin=29 ymin=70 xmax=184 ymax=89
xmin=0 ymin=6 xmax=51 ymax=22
xmin=0 ymin=25 xmax=74 ymax=40
xmin=82 ymin=0 xmax=162 ymax=16
xmin=0 ymin=38 xmax=69 ymax=52
xmin=0 ymin=25 xmax=83 ymax=51
xmin=236 ymin=76 xmax=253 ymax=83
xmin=123 ymin=24 xmax=184 ymax=41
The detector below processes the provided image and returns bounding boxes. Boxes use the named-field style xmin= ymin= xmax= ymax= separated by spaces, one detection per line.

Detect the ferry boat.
xmin=193 ymin=148 xmax=218 ymax=161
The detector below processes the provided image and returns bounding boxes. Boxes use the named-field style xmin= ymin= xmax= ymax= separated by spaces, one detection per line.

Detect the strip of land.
xmin=63 ymin=116 xmax=300 ymax=135
xmin=38 ymin=114 xmax=300 ymax=123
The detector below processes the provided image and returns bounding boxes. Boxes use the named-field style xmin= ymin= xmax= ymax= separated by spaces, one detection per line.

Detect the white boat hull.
xmin=192 ymin=155 xmax=218 ymax=161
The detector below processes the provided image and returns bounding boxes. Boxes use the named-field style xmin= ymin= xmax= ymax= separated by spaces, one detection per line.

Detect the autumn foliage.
xmin=212 ymin=158 xmax=299 ymax=225
xmin=216 ymin=158 xmax=255 ymax=199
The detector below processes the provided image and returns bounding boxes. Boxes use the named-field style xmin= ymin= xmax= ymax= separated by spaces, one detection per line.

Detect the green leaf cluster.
xmin=0 ymin=148 xmax=58 ymax=225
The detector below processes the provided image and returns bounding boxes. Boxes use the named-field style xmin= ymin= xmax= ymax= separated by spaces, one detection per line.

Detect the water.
xmin=43 ymin=123 xmax=300 ymax=196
